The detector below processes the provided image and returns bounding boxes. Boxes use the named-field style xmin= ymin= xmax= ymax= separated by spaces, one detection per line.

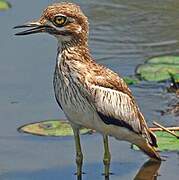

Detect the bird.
xmin=14 ymin=2 xmax=161 ymax=177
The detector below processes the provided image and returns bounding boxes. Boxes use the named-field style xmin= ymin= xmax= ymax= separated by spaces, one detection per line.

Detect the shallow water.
xmin=0 ymin=0 xmax=179 ymax=179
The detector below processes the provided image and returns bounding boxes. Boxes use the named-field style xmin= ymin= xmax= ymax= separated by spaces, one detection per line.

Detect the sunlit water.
xmin=0 ymin=0 xmax=179 ymax=179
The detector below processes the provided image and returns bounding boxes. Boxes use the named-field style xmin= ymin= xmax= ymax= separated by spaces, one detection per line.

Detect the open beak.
xmin=14 ymin=21 xmax=48 ymax=36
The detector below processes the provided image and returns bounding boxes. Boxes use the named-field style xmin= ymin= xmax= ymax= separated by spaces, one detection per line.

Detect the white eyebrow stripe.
xmin=54 ymin=13 xmax=67 ymax=17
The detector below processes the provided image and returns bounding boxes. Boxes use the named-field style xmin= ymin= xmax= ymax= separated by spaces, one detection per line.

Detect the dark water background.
xmin=0 ymin=0 xmax=179 ymax=179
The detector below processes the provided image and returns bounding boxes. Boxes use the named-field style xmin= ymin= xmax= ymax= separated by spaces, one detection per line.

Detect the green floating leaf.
xmin=132 ymin=130 xmax=179 ymax=152
xmin=148 ymin=56 xmax=179 ymax=65
xmin=170 ymin=73 xmax=179 ymax=83
xmin=123 ymin=76 xmax=139 ymax=85
xmin=18 ymin=120 xmax=92 ymax=137
xmin=136 ymin=57 xmax=179 ymax=81
xmin=0 ymin=0 xmax=11 ymax=11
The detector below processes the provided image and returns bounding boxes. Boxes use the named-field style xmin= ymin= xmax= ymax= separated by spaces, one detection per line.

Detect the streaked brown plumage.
xmin=15 ymin=2 xmax=161 ymax=177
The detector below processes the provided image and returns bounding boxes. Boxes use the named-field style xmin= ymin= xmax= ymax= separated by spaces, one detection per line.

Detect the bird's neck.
xmin=58 ymin=36 xmax=87 ymax=50
xmin=57 ymin=38 xmax=92 ymax=64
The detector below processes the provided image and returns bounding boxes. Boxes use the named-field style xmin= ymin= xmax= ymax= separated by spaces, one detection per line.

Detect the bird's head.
xmin=14 ymin=2 xmax=89 ymax=46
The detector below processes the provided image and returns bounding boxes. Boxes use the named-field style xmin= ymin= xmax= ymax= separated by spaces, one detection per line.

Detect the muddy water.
xmin=0 ymin=0 xmax=179 ymax=179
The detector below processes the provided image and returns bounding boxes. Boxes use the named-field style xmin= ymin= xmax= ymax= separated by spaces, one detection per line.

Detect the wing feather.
xmin=84 ymin=64 xmax=157 ymax=147
xmin=88 ymin=83 xmax=142 ymax=134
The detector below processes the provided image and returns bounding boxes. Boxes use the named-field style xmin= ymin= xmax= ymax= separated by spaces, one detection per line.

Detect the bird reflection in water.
xmin=134 ymin=159 xmax=161 ymax=180
xmin=76 ymin=159 xmax=161 ymax=180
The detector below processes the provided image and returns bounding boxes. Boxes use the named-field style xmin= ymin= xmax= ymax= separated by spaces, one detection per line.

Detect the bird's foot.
xmin=74 ymin=172 xmax=86 ymax=175
xmin=102 ymin=172 xmax=114 ymax=176
xmin=74 ymin=171 xmax=85 ymax=180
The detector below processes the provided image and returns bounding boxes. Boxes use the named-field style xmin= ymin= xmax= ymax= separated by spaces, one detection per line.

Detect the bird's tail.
xmin=136 ymin=139 xmax=161 ymax=161
xmin=137 ymin=112 xmax=161 ymax=161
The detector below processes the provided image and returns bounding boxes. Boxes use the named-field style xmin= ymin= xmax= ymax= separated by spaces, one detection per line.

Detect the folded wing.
xmin=85 ymin=65 xmax=157 ymax=147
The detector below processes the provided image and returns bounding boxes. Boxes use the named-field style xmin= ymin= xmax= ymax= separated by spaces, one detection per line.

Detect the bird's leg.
xmin=103 ymin=135 xmax=111 ymax=177
xmin=73 ymin=127 xmax=83 ymax=177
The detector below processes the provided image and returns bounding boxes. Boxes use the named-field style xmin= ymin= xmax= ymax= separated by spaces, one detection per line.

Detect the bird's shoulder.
xmin=86 ymin=62 xmax=133 ymax=99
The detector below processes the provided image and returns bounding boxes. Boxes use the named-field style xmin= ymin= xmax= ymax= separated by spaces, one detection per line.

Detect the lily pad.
xmin=0 ymin=0 xmax=11 ymax=10
xmin=132 ymin=130 xmax=179 ymax=152
xmin=136 ymin=56 xmax=179 ymax=81
xmin=148 ymin=56 xmax=179 ymax=65
xmin=123 ymin=76 xmax=139 ymax=85
xmin=18 ymin=120 xmax=92 ymax=137
xmin=171 ymin=73 xmax=179 ymax=83
xmin=167 ymin=73 xmax=179 ymax=93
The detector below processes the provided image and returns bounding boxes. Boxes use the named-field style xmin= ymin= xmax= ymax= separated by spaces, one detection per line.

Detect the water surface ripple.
xmin=0 ymin=0 xmax=178 ymax=179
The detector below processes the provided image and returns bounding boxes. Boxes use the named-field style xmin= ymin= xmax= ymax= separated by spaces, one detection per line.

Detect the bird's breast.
xmin=53 ymin=60 xmax=96 ymax=128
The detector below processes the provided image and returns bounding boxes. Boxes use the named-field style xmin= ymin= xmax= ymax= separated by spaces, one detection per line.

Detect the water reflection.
xmin=134 ymin=159 xmax=161 ymax=180
xmin=76 ymin=159 xmax=161 ymax=180
xmin=77 ymin=175 xmax=82 ymax=180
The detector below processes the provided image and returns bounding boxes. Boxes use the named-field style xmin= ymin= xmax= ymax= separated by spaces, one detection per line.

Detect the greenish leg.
xmin=73 ymin=128 xmax=83 ymax=177
xmin=103 ymin=135 xmax=111 ymax=177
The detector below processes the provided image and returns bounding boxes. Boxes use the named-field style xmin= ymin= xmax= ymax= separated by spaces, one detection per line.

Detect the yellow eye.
xmin=53 ymin=16 xmax=67 ymax=27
